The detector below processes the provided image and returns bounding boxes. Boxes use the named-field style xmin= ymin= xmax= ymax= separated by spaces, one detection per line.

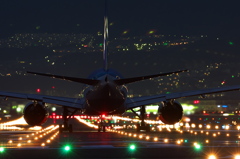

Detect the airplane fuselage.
xmin=83 ymin=70 xmax=127 ymax=115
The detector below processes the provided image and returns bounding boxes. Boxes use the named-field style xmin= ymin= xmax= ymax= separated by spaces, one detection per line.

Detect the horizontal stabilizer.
xmin=27 ymin=71 xmax=100 ymax=85
xmin=114 ymin=69 xmax=188 ymax=85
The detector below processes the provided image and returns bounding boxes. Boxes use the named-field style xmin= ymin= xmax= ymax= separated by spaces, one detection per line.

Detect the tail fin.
xmin=103 ymin=0 xmax=108 ymax=71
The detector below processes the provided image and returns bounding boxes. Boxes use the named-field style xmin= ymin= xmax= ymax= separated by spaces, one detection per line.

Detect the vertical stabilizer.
xmin=103 ymin=0 xmax=108 ymax=71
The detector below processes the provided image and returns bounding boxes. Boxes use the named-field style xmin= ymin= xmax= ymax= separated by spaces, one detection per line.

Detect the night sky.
xmin=0 ymin=0 xmax=240 ymax=37
xmin=0 ymin=0 xmax=239 ymax=96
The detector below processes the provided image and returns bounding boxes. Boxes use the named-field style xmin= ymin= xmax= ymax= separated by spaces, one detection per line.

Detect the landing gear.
xmin=59 ymin=123 xmax=73 ymax=133
xmin=136 ymin=123 xmax=150 ymax=132
xmin=98 ymin=115 xmax=106 ymax=132
xmin=131 ymin=106 xmax=151 ymax=132
xmin=98 ymin=124 xmax=106 ymax=132
xmin=59 ymin=107 xmax=77 ymax=133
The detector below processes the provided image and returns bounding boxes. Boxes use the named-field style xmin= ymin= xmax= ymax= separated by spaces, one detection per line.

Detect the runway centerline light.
xmin=193 ymin=142 xmax=202 ymax=151
xmin=0 ymin=147 xmax=4 ymax=153
xmin=64 ymin=145 xmax=71 ymax=151
xmin=195 ymin=144 xmax=201 ymax=149
xmin=129 ymin=144 xmax=136 ymax=150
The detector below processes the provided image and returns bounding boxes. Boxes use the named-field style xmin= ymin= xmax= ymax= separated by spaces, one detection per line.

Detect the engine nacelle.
xmin=23 ymin=102 xmax=49 ymax=126
xmin=158 ymin=100 xmax=183 ymax=124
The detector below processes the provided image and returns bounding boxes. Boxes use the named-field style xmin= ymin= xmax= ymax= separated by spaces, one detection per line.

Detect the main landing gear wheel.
xmin=131 ymin=106 xmax=151 ymax=132
xmin=98 ymin=125 xmax=106 ymax=132
xmin=59 ymin=107 xmax=77 ymax=133
xmin=136 ymin=123 xmax=150 ymax=132
xmin=59 ymin=124 xmax=73 ymax=133
xmin=98 ymin=115 xmax=106 ymax=132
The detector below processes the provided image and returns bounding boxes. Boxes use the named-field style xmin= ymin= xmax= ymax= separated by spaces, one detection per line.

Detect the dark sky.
xmin=0 ymin=0 xmax=240 ymax=37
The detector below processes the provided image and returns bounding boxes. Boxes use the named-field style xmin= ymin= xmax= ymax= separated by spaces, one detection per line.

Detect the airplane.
xmin=0 ymin=1 xmax=240 ymax=133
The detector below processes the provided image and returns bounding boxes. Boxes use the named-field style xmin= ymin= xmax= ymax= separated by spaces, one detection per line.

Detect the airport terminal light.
xmin=16 ymin=107 xmax=21 ymax=113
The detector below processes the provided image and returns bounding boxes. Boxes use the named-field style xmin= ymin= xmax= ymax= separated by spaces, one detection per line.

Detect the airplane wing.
xmin=114 ymin=69 xmax=188 ymax=85
xmin=125 ymin=85 xmax=240 ymax=109
xmin=0 ymin=91 xmax=84 ymax=109
xmin=27 ymin=71 xmax=100 ymax=85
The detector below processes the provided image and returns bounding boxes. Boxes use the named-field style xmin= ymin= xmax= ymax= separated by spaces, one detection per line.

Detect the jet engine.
xmin=158 ymin=100 xmax=183 ymax=124
xmin=23 ymin=102 xmax=49 ymax=126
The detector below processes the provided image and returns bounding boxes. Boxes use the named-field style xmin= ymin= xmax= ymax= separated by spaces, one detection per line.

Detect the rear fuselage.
xmin=83 ymin=69 xmax=127 ymax=115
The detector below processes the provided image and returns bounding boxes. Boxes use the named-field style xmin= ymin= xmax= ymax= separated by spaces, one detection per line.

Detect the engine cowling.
xmin=158 ymin=101 xmax=183 ymax=124
xmin=23 ymin=102 xmax=49 ymax=126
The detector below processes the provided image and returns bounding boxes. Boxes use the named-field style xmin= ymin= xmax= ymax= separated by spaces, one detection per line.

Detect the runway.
xmin=1 ymin=116 xmax=240 ymax=158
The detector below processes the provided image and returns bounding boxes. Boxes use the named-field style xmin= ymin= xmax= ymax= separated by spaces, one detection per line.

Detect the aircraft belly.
xmin=86 ymin=88 xmax=125 ymax=114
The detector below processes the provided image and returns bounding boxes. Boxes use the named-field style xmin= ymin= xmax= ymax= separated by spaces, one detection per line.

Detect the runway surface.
xmin=1 ymin=116 xmax=240 ymax=159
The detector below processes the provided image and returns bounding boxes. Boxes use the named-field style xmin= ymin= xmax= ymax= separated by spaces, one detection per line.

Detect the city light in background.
xmin=0 ymin=1 xmax=240 ymax=158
